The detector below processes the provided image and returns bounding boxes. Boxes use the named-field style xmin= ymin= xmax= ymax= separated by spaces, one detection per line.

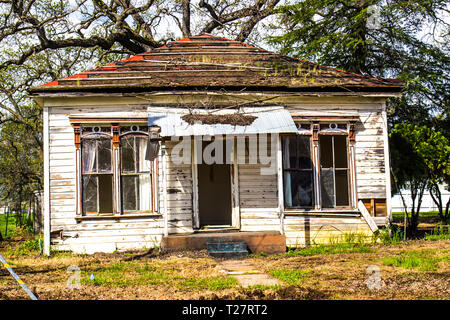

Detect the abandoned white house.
xmin=30 ymin=35 xmax=403 ymax=255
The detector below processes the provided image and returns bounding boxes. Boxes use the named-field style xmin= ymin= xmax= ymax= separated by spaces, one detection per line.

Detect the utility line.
xmin=0 ymin=253 xmax=38 ymax=300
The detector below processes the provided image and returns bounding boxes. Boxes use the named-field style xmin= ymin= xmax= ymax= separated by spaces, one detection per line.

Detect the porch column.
xmin=312 ymin=122 xmax=321 ymax=210
xmin=348 ymin=122 xmax=358 ymax=209
xmin=112 ymin=124 xmax=121 ymax=215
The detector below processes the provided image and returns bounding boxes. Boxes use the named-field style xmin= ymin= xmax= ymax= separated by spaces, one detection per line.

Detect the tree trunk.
xmin=429 ymin=182 xmax=445 ymax=222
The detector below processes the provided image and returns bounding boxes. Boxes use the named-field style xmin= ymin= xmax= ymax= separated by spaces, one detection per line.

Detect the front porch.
xmin=161 ymin=231 xmax=287 ymax=254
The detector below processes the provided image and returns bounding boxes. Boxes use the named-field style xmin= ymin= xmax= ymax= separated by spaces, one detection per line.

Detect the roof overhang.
xmin=147 ymin=106 xmax=299 ymax=137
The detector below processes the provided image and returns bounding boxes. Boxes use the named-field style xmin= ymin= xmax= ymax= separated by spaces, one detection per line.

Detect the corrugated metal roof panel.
xmin=147 ymin=106 xmax=298 ymax=137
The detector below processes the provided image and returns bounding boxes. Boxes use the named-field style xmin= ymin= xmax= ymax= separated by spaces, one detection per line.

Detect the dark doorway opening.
xmin=197 ymin=139 xmax=232 ymax=227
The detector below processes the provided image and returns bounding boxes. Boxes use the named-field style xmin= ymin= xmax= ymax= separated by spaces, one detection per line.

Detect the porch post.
xmin=231 ymin=137 xmax=240 ymax=229
xmin=348 ymin=122 xmax=358 ymax=209
xmin=73 ymin=123 xmax=82 ymax=217
xmin=191 ymin=136 xmax=200 ymax=229
xmin=43 ymin=106 xmax=50 ymax=256
xmin=277 ymin=134 xmax=285 ymax=235
xmin=162 ymin=145 xmax=169 ymax=237
xmin=112 ymin=124 xmax=121 ymax=215
xmin=312 ymin=122 xmax=321 ymax=210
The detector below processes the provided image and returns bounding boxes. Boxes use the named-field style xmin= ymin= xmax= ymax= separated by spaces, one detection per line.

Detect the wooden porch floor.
xmin=161 ymin=231 xmax=286 ymax=254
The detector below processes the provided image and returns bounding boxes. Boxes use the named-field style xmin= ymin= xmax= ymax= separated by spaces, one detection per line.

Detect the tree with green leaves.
xmin=421 ymin=132 xmax=450 ymax=223
xmin=268 ymin=0 xmax=449 ymax=128
xmin=0 ymin=0 xmax=283 ymax=217
xmin=389 ymin=123 xmax=428 ymax=236
xmin=390 ymin=123 xmax=450 ymax=235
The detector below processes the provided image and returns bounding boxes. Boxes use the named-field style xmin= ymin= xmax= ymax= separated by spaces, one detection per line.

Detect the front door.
xmin=198 ymin=163 xmax=232 ymax=227
xmin=197 ymin=138 xmax=232 ymax=227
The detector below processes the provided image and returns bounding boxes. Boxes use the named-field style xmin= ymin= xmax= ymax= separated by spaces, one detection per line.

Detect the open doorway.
xmin=197 ymin=138 xmax=232 ymax=227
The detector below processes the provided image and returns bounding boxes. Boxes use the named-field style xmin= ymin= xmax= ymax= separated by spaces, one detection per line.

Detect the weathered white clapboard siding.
xmin=44 ymin=96 xmax=389 ymax=253
xmin=238 ymin=159 xmax=279 ymax=231
xmin=164 ymin=141 xmax=194 ymax=234
xmin=48 ymin=106 xmax=165 ymax=253
xmin=283 ymin=215 xmax=373 ymax=247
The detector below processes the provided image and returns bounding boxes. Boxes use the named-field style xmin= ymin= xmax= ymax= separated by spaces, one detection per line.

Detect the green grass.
xmin=286 ymin=243 xmax=375 ymax=257
xmin=0 ymin=212 xmax=34 ymax=239
xmin=392 ymin=211 xmax=440 ymax=219
xmin=269 ymin=269 xmax=310 ymax=285
xmin=375 ymin=226 xmax=404 ymax=245
xmin=7 ymin=237 xmax=41 ymax=256
xmin=424 ymin=226 xmax=450 ymax=241
xmin=179 ymin=276 xmax=238 ymax=291
xmin=382 ymin=250 xmax=449 ymax=271
xmin=391 ymin=211 xmax=447 ymax=223
xmin=81 ymin=261 xmax=177 ymax=287
xmin=80 ymin=260 xmax=237 ymax=291
xmin=245 ymin=284 xmax=282 ymax=291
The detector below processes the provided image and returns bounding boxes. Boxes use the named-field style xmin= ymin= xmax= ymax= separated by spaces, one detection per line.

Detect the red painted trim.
xmin=40 ymin=80 xmax=58 ymax=87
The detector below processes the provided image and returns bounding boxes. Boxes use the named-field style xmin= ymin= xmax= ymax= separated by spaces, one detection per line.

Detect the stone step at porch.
xmin=206 ymin=241 xmax=249 ymax=258
xmin=161 ymin=231 xmax=286 ymax=254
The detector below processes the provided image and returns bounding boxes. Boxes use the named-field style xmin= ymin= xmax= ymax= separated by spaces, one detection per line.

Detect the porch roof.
xmin=147 ymin=106 xmax=298 ymax=137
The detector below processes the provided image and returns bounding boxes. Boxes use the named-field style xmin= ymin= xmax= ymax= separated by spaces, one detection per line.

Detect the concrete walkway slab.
xmin=218 ymin=259 xmax=281 ymax=288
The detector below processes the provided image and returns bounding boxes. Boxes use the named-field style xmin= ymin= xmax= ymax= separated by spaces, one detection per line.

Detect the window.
xmin=120 ymin=134 xmax=153 ymax=212
xmin=282 ymin=121 xmax=355 ymax=210
xmin=319 ymin=135 xmax=350 ymax=208
xmin=282 ymin=135 xmax=314 ymax=208
xmin=76 ymin=124 xmax=158 ymax=216
xmin=81 ymin=128 xmax=113 ymax=215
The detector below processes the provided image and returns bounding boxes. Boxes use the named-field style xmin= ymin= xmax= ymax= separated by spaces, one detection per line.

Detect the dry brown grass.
xmin=0 ymin=239 xmax=448 ymax=300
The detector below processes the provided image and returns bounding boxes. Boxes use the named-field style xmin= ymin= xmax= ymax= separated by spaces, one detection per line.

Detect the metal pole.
xmin=0 ymin=253 xmax=38 ymax=300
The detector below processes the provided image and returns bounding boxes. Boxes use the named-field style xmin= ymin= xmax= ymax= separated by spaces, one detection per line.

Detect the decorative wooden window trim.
xmin=282 ymin=119 xmax=358 ymax=213
xmin=72 ymin=121 xmax=159 ymax=218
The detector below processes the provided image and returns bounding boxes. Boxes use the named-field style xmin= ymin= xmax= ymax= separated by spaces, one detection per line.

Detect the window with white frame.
xmin=282 ymin=121 xmax=355 ymax=210
xmin=81 ymin=126 xmax=114 ymax=215
xmin=120 ymin=128 xmax=153 ymax=213
xmin=77 ymin=124 xmax=158 ymax=216
xmin=282 ymin=135 xmax=314 ymax=208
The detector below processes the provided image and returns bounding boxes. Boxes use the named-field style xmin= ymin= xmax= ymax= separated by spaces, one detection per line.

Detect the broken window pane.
xmin=82 ymin=175 xmax=97 ymax=214
xmin=82 ymin=139 xmax=97 ymax=173
xmin=121 ymin=137 xmax=135 ymax=172
xmin=98 ymin=139 xmax=112 ymax=172
xmin=321 ymin=169 xmax=335 ymax=208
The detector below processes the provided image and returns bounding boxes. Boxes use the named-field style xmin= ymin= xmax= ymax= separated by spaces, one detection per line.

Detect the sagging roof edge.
xmin=29 ymin=84 xmax=402 ymax=96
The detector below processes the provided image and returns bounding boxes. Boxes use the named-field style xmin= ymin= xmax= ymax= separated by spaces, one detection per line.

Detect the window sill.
xmin=283 ymin=209 xmax=360 ymax=217
xmin=75 ymin=213 xmax=162 ymax=221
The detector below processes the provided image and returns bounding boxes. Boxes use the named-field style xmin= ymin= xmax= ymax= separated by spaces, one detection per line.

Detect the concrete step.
xmin=161 ymin=231 xmax=286 ymax=254
xmin=207 ymin=241 xmax=248 ymax=258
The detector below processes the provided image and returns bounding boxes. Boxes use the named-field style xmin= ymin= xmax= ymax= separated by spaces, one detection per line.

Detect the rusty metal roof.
xmin=30 ymin=34 xmax=403 ymax=94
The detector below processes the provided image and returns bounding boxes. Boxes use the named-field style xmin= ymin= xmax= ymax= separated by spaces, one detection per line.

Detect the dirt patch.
xmin=0 ymin=239 xmax=448 ymax=300
xmin=181 ymin=113 xmax=257 ymax=126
